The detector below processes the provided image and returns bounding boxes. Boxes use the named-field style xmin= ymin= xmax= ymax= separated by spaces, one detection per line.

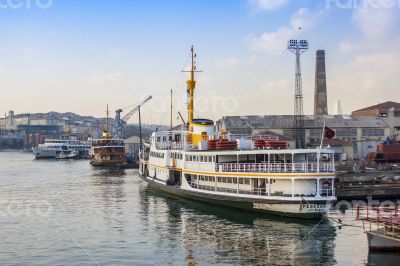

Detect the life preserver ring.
xmin=322 ymin=179 xmax=332 ymax=186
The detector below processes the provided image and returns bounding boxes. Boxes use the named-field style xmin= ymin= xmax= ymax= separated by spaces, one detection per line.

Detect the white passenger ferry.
xmin=32 ymin=138 xmax=91 ymax=159
xmin=139 ymin=47 xmax=336 ymax=219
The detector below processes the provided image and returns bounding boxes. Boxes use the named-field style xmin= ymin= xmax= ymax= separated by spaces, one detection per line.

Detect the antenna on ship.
xmin=170 ymin=89 xmax=173 ymax=131
xmin=182 ymin=45 xmax=202 ymax=130
xmin=67 ymin=121 xmax=72 ymax=138
xmin=106 ymin=104 xmax=109 ymax=134
xmin=104 ymin=104 xmax=111 ymax=139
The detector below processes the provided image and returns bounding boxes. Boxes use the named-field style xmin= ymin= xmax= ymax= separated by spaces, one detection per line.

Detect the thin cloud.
xmin=352 ymin=0 xmax=400 ymax=40
xmin=339 ymin=41 xmax=355 ymax=53
xmin=89 ymin=72 xmax=124 ymax=84
xmin=338 ymin=0 xmax=400 ymax=54
xmin=249 ymin=0 xmax=290 ymax=12
xmin=261 ymin=78 xmax=289 ymax=93
xmin=249 ymin=8 xmax=320 ymax=55
xmin=330 ymin=50 xmax=400 ymax=113
xmin=213 ymin=57 xmax=239 ymax=68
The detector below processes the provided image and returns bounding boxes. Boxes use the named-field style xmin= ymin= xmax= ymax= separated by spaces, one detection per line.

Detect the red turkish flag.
xmin=324 ymin=126 xmax=335 ymax=139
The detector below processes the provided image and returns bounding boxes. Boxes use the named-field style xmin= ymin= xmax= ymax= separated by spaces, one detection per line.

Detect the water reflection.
xmin=4 ymin=152 xmax=395 ymax=265
xmin=91 ymin=168 xmax=126 ymax=199
xmin=139 ymin=184 xmax=337 ymax=265
xmin=368 ymin=252 xmax=400 ymax=266
xmin=90 ymin=168 xmax=127 ymax=233
xmin=91 ymin=168 xmax=126 ymax=178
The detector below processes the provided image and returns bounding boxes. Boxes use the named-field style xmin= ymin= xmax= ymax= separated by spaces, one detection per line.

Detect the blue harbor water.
xmin=1 ymin=151 xmax=399 ymax=265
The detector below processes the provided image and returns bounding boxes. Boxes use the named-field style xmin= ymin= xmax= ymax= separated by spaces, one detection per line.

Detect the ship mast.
xmin=184 ymin=45 xmax=202 ymax=129
xmin=170 ymin=89 xmax=173 ymax=130
xmin=106 ymin=104 xmax=109 ymax=134
xmin=187 ymin=46 xmax=196 ymax=125
xmin=104 ymin=104 xmax=111 ymax=139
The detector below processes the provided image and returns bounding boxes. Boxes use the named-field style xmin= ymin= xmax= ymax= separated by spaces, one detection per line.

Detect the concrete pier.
xmin=336 ymin=171 xmax=400 ymax=199
xmin=336 ymin=183 xmax=400 ymax=200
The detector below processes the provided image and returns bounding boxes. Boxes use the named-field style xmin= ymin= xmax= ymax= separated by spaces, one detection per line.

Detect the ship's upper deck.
xmin=149 ymin=130 xmax=335 ymax=156
xmin=91 ymin=138 xmax=124 ymax=147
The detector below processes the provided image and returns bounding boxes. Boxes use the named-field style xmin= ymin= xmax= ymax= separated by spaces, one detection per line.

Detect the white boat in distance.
xmin=32 ymin=138 xmax=91 ymax=159
xmin=55 ymin=150 xmax=80 ymax=159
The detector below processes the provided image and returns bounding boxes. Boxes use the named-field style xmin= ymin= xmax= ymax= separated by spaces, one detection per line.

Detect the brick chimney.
xmin=314 ymin=50 xmax=328 ymax=115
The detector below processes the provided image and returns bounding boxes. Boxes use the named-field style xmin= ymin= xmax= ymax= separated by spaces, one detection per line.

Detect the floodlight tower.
xmin=288 ymin=39 xmax=308 ymax=149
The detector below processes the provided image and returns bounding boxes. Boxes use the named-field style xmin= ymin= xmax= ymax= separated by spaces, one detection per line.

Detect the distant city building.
xmin=332 ymin=100 xmax=343 ymax=115
xmin=124 ymin=136 xmax=141 ymax=158
xmin=0 ymin=110 xmax=114 ymax=149
xmin=352 ymin=101 xmax=400 ymax=139
xmin=308 ymin=138 xmax=353 ymax=161
xmin=217 ymin=115 xmax=391 ymax=160
xmin=0 ymin=110 xmax=159 ymax=150
xmin=352 ymin=101 xmax=400 ymax=117
xmin=0 ymin=128 xmax=24 ymax=150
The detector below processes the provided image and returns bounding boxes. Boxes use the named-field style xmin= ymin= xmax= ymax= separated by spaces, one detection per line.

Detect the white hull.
xmin=367 ymin=230 xmax=400 ymax=251
xmin=32 ymin=138 xmax=91 ymax=159
xmin=139 ymin=166 xmax=333 ymax=219
xmin=32 ymin=147 xmax=59 ymax=159
xmin=251 ymin=201 xmax=332 ymax=215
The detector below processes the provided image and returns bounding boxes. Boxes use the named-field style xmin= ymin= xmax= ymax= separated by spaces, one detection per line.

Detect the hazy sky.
xmin=0 ymin=0 xmax=399 ymax=125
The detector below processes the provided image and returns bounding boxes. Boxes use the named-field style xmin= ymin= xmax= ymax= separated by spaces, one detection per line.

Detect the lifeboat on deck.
xmin=207 ymin=139 xmax=218 ymax=150
xmin=212 ymin=139 xmax=237 ymax=150
xmin=254 ymin=139 xmax=286 ymax=149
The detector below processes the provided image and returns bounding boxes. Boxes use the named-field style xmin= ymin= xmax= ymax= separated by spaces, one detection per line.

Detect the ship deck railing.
xmin=356 ymin=205 xmax=400 ymax=225
xmin=215 ymin=162 xmax=335 ymax=174
xmin=229 ymin=134 xmax=279 ymax=141
xmin=356 ymin=205 xmax=400 ymax=240
xmin=92 ymin=139 xmax=124 ymax=146
xmin=188 ymin=181 xmax=334 ymax=198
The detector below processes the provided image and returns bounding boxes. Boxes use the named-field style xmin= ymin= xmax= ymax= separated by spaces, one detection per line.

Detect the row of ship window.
xmin=190 ymin=174 xmax=251 ymax=185
xmin=94 ymin=147 xmax=123 ymax=152
xmin=152 ymin=152 xmax=215 ymax=162
xmin=186 ymin=155 xmax=215 ymax=163
xmin=45 ymin=146 xmax=89 ymax=150
xmin=155 ymin=136 xmax=175 ymax=142
xmin=47 ymin=140 xmax=79 ymax=143
xmin=171 ymin=152 xmax=183 ymax=160
xmin=149 ymin=151 xmax=165 ymax=158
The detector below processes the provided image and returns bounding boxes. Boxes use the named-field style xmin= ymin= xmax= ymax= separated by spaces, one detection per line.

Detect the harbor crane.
xmin=177 ymin=111 xmax=186 ymax=125
xmin=114 ymin=96 xmax=152 ymax=139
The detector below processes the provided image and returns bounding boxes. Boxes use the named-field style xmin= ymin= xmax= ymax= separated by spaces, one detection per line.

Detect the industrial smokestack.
xmin=314 ymin=50 xmax=328 ymax=115
xmin=332 ymin=100 xmax=343 ymax=115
